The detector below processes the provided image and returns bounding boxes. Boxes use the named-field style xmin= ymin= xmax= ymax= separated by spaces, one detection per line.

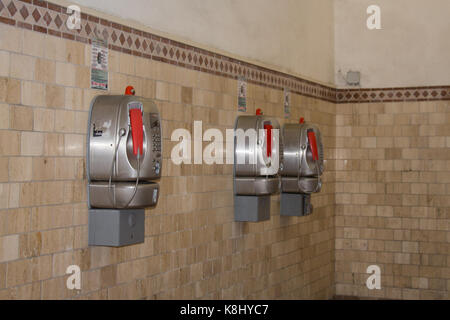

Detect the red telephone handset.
xmin=129 ymin=108 xmax=143 ymax=156
xmin=125 ymin=86 xmax=143 ymax=156
xmin=307 ymin=130 xmax=319 ymax=161
xmin=264 ymin=124 xmax=272 ymax=157
xmin=256 ymin=109 xmax=272 ymax=158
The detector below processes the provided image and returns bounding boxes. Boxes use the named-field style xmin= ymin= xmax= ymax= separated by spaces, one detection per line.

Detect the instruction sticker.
xmin=284 ymin=88 xmax=290 ymax=118
xmin=91 ymin=38 xmax=108 ymax=90
xmin=237 ymin=77 xmax=247 ymax=112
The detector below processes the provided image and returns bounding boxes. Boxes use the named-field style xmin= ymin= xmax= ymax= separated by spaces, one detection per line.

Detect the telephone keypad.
xmin=150 ymin=114 xmax=161 ymax=154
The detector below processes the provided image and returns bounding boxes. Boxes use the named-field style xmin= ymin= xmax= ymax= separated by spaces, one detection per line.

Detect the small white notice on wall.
xmin=237 ymin=77 xmax=247 ymax=112
xmin=284 ymin=88 xmax=290 ymax=118
xmin=91 ymin=38 xmax=108 ymax=90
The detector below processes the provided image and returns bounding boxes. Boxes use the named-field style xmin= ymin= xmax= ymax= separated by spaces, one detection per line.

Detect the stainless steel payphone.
xmin=233 ymin=109 xmax=281 ymax=222
xmin=280 ymin=118 xmax=324 ymax=216
xmin=87 ymin=92 xmax=162 ymax=246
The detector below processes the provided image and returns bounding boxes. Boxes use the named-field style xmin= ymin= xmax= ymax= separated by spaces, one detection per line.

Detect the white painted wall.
xmin=61 ymin=0 xmax=335 ymax=86
xmin=54 ymin=0 xmax=450 ymax=88
xmin=334 ymin=0 xmax=450 ymax=88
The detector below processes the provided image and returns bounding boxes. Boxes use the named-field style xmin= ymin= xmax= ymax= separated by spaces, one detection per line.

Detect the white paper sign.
xmin=91 ymin=38 xmax=108 ymax=90
xmin=284 ymin=88 xmax=290 ymax=118
xmin=237 ymin=77 xmax=247 ymax=112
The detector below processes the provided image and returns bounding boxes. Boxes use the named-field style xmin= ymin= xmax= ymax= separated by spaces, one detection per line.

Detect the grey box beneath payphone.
xmin=88 ymin=209 xmax=145 ymax=246
xmin=280 ymin=193 xmax=313 ymax=216
xmin=234 ymin=195 xmax=270 ymax=222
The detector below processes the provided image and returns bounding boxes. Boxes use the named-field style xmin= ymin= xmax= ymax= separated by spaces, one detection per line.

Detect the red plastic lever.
xmin=125 ymin=86 xmax=135 ymax=95
xmin=307 ymin=130 xmax=319 ymax=161
xmin=264 ymin=124 xmax=272 ymax=157
xmin=129 ymin=108 xmax=143 ymax=156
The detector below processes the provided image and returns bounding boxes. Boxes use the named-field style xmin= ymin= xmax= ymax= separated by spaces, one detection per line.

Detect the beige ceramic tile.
xmin=64 ymin=134 xmax=84 ymax=156
xmin=155 ymin=81 xmax=169 ymax=101
xmin=31 ymin=205 xmax=73 ymax=231
xmin=0 ymin=131 xmax=20 ymax=156
xmin=22 ymin=81 xmax=45 ymax=107
xmin=35 ymin=58 xmax=56 ymax=83
xmin=52 ymin=251 xmax=73 ymax=277
xmin=0 ymin=103 xmax=9 ymax=129
xmin=0 ymin=77 xmax=21 ymax=104
xmin=44 ymin=35 xmax=66 ymax=62
xmin=43 ymin=133 xmax=65 ymax=156
xmin=10 ymin=53 xmax=34 ymax=80
xmin=0 ymin=158 xmax=8 ymax=182
xmin=54 ymin=110 xmax=75 ymax=133
xmin=4 ymin=183 xmax=18 ymax=209
xmin=75 ymin=65 xmax=90 ymax=89
xmin=0 ymin=184 xmax=9 ymax=209
xmin=45 ymin=84 xmax=65 ymax=108
xmin=0 ymin=25 xmax=22 ymax=53
xmin=33 ymin=108 xmax=55 ymax=132
xmin=0 ymin=235 xmax=19 ymax=263
xmin=0 ymin=51 xmax=9 ymax=77
xmin=10 ymin=105 xmax=33 ymax=130
xmin=64 ymin=87 xmax=83 ymax=110
xmin=119 ymin=52 xmax=135 ymax=75
xmin=32 ymin=157 xmax=55 ymax=180
xmin=6 ymin=259 xmax=32 ymax=287
xmin=55 ymin=62 xmax=76 ymax=87
xmin=23 ymin=29 xmax=45 ymax=57
xmin=20 ymin=132 xmax=44 ymax=156
xmin=54 ymin=158 xmax=76 ymax=180
xmin=66 ymin=40 xmax=85 ymax=65
xmin=9 ymin=157 xmax=32 ymax=182
xmin=73 ymin=112 xmax=87 ymax=134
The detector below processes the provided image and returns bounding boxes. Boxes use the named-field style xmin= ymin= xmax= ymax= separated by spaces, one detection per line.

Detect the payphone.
xmin=280 ymin=118 xmax=324 ymax=216
xmin=87 ymin=90 xmax=162 ymax=246
xmin=233 ymin=109 xmax=281 ymax=222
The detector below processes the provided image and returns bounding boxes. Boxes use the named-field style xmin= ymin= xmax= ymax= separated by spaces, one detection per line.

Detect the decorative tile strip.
xmin=336 ymin=86 xmax=450 ymax=103
xmin=0 ymin=0 xmax=449 ymax=104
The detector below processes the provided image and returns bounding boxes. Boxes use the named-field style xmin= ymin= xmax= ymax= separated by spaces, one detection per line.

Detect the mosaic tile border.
xmin=1 ymin=0 xmax=449 ymax=104
xmin=336 ymin=86 xmax=450 ymax=104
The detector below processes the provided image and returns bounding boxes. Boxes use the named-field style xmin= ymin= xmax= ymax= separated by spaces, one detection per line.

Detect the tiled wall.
xmin=0 ymin=23 xmax=336 ymax=299
xmin=1 ymin=0 xmax=448 ymax=301
xmin=335 ymin=101 xmax=450 ymax=299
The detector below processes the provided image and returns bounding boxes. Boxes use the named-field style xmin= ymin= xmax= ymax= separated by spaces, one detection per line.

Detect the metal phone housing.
xmin=87 ymin=95 xmax=162 ymax=246
xmin=233 ymin=113 xmax=281 ymax=222
xmin=280 ymin=121 xmax=324 ymax=216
